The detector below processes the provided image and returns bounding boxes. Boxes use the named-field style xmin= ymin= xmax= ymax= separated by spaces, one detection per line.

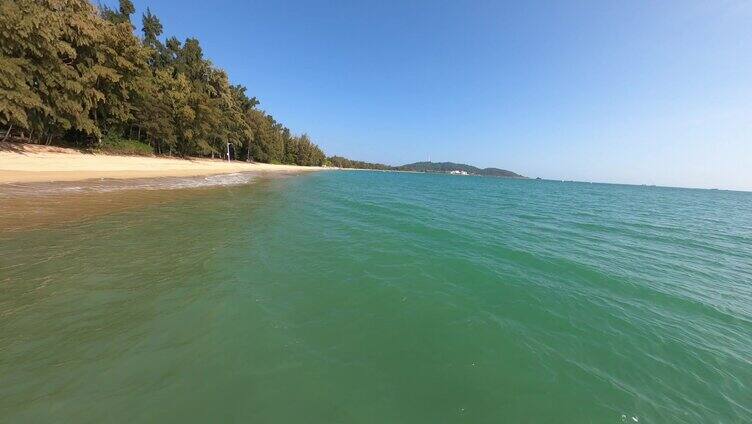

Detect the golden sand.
xmin=0 ymin=142 xmax=323 ymax=184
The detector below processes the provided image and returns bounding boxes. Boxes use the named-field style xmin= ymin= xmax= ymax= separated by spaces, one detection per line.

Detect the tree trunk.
xmin=2 ymin=125 xmax=11 ymax=142
xmin=93 ymin=104 xmax=101 ymax=145
xmin=93 ymin=79 xmax=102 ymax=145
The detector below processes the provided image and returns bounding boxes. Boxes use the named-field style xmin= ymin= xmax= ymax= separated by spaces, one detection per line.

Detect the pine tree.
xmin=0 ymin=0 xmax=333 ymax=165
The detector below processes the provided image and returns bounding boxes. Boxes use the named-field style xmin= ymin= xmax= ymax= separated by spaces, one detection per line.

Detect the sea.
xmin=1 ymin=170 xmax=750 ymax=423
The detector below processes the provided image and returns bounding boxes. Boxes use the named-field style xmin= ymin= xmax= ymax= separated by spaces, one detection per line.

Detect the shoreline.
xmin=0 ymin=142 xmax=325 ymax=184
xmin=0 ymin=173 xmax=281 ymax=232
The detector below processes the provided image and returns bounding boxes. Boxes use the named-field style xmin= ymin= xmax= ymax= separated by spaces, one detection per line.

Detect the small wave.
xmin=0 ymin=172 xmax=257 ymax=197
xmin=147 ymin=172 xmax=257 ymax=190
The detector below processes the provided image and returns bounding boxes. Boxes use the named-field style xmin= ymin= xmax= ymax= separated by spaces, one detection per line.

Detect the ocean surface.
xmin=1 ymin=171 xmax=750 ymax=423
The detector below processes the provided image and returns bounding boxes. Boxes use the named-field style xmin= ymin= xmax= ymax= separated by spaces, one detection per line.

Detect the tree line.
xmin=0 ymin=0 xmax=330 ymax=166
xmin=326 ymin=156 xmax=391 ymax=170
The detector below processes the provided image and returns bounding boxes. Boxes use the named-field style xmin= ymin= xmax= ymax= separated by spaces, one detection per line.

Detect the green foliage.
xmin=327 ymin=156 xmax=391 ymax=170
xmin=1 ymin=0 xmax=102 ymax=138
xmin=100 ymin=0 xmax=135 ymax=25
xmin=0 ymin=0 xmax=356 ymax=168
xmin=284 ymin=133 xmax=325 ymax=166
xmin=97 ymin=133 xmax=153 ymax=156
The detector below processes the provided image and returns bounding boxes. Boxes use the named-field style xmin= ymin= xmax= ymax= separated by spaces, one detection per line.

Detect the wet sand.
xmin=0 ymin=142 xmax=328 ymax=231
xmin=0 ymin=171 xmax=307 ymax=232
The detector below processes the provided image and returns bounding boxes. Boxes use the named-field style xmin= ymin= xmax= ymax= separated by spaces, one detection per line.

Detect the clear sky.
xmin=124 ymin=0 xmax=751 ymax=190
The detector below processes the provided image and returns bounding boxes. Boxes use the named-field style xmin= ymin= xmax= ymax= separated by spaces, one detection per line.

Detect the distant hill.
xmin=396 ymin=162 xmax=525 ymax=178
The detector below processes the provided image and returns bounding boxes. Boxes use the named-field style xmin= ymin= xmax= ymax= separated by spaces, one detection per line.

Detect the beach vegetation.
xmin=0 ymin=0 xmax=331 ymax=166
xmin=96 ymin=133 xmax=153 ymax=156
xmin=326 ymin=156 xmax=391 ymax=170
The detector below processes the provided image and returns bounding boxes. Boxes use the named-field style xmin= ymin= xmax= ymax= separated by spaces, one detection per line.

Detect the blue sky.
xmin=123 ymin=0 xmax=751 ymax=190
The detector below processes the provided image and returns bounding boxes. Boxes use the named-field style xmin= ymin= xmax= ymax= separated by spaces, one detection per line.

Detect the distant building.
xmin=449 ymin=170 xmax=469 ymax=175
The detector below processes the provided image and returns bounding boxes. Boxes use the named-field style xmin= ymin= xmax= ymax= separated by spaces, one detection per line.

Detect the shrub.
xmin=97 ymin=134 xmax=154 ymax=156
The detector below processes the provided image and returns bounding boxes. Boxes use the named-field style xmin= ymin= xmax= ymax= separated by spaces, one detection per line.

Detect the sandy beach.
xmin=0 ymin=142 xmax=324 ymax=184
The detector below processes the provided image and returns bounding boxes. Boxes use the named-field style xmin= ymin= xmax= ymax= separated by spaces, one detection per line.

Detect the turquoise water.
xmin=1 ymin=171 xmax=751 ymax=423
